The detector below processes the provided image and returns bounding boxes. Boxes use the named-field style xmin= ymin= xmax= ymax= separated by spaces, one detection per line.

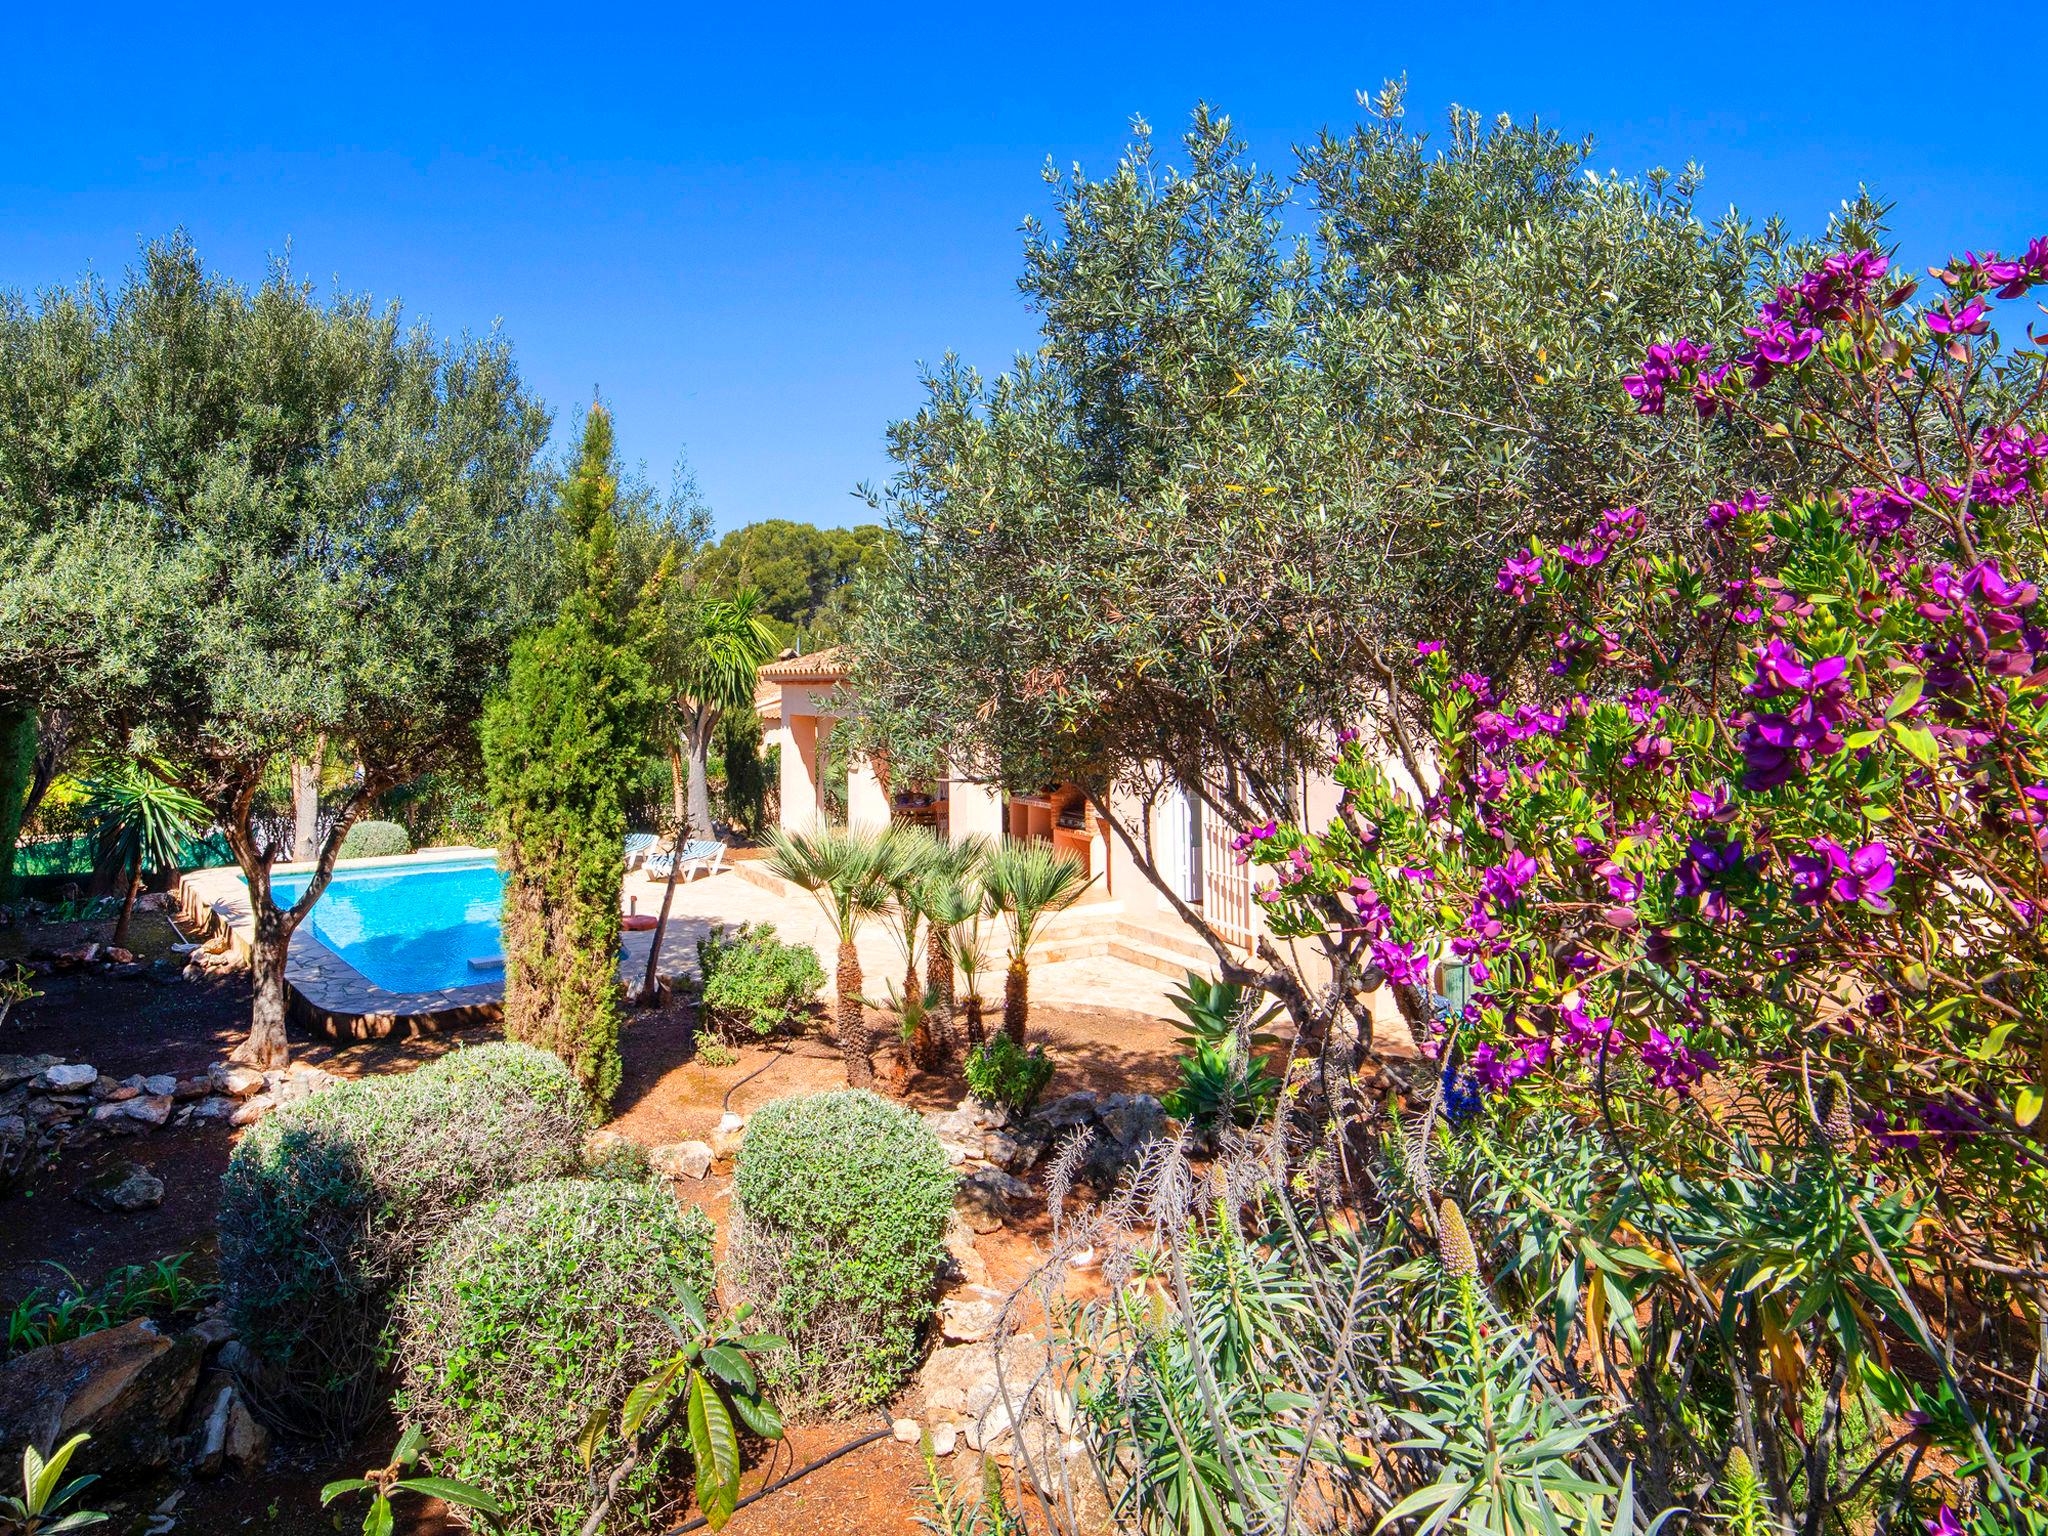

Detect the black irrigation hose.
xmin=657 ymin=1425 xmax=895 ymax=1534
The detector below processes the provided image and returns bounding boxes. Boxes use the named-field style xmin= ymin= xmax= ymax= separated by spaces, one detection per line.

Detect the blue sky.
xmin=5 ymin=4 xmax=2042 ymax=533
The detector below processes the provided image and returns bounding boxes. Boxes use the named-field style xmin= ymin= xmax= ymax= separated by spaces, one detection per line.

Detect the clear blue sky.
xmin=5 ymin=4 xmax=2041 ymax=533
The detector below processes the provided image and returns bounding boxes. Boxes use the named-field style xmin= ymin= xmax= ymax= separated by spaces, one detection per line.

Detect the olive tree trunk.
xmin=288 ymin=737 xmax=326 ymax=863
xmin=682 ymin=708 xmax=720 ymax=843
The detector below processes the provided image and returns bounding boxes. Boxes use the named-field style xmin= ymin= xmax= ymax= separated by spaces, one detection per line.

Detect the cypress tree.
xmin=483 ymin=403 xmax=665 ymax=1104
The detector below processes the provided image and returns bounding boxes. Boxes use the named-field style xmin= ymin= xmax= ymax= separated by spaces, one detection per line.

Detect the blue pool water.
xmin=269 ymin=856 xmax=505 ymax=993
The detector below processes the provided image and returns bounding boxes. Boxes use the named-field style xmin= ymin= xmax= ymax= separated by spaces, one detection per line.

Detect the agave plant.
xmin=80 ymin=758 xmax=205 ymax=948
xmin=764 ymin=826 xmax=895 ymax=1086
xmin=980 ymin=840 xmax=1089 ymax=1044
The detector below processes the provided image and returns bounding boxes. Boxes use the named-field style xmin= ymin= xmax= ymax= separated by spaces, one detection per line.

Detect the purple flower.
xmin=1639 ymin=1027 xmax=1716 ymax=1095
xmin=1830 ymin=841 xmax=1896 ymax=910
xmin=1925 ymin=1507 xmax=1965 ymax=1536
xmin=1927 ymin=298 xmax=1989 ymax=337
xmin=1416 ymin=638 xmax=1445 ymax=658
xmin=1496 ymin=548 xmax=1544 ymax=600
xmin=1372 ymin=938 xmax=1431 ymax=988
xmin=1481 ymin=851 xmax=1540 ymax=904
xmin=1623 ymin=338 xmax=1712 ymax=416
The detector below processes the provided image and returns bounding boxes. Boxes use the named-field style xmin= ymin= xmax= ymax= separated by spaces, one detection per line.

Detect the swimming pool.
xmin=270 ymin=855 xmax=505 ymax=994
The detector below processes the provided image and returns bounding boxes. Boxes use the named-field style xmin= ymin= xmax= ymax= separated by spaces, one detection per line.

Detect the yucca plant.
xmin=980 ymin=839 xmax=1089 ymax=1044
xmin=764 ymin=826 xmax=895 ymax=1085
xmin=3 ymin=1432 xmax=105 ymax=1534
xmin=80 ymin=758 xmax=205 ymax=949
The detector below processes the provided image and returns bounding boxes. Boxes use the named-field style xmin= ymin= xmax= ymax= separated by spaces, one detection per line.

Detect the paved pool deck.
xmin=176 ymin=847 xmax=1190 ymax=1041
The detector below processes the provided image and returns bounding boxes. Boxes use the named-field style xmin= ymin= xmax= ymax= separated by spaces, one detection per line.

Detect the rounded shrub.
xmin=728 ymin=1090 xmax=954 ymax=1414
xmin=216 ymin=1042 xmax=593 ymax=1434
xmin=336 ymin=818 xmax=411 ymax=859
xmin=696 ymin=923 xmax=825 ymax=1038
xmin=392 ymin=1179 xmax=717 ymax=1534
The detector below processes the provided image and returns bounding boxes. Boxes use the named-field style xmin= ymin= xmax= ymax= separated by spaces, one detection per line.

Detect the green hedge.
xmin=697 ymin=923 xmax=824 ymax=1038
xmin=729 ymin=1090 xmax=953 ymax=1414
xmin=393 ymin=1179 xmax=717 ymax=1535
xmin=216 ymin=1042 xmax=593 ymax=1434
xmin=336 ymin=818 xmax=412 ymax=859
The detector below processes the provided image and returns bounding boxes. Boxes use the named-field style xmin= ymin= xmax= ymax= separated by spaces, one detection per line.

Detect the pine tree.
xmin=482 ymin=403 xmax=666 ymax=1105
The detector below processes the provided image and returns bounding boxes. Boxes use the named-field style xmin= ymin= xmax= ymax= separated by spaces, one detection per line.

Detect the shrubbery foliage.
xmin=392 ymin=1178 xmax=717 ymax=1536
xmin=962 ymin=1033 xmax=1054 ymax=1115
xmin=334 ymin=819 xmax=411 ymax=859
xmin=728 ymin=1091 xmax=953 ymax=1414
xmin=216 ymin=1042 xmax=592 ymax=1434
xmin=696 ymin=923 xmax=824 ymax=1038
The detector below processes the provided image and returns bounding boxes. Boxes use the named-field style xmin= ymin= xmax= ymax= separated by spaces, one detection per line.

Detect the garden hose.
xmin=657 ymin=1423 xmax=895 ymax=1534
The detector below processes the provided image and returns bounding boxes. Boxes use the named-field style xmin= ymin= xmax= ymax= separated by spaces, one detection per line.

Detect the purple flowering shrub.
xmin=1248 ymin=236 xmax=2048 ymax=1521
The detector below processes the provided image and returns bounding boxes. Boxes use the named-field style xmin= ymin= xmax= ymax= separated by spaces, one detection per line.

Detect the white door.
xmin=1155 ymin=781 xmax=1201 ymax=905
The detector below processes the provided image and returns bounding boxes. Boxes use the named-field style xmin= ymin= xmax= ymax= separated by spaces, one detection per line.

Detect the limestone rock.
xmin=649 ymin=1140 xmax=715 ymax=1181
xmin=123 ymin=1095 xmax=174 ymax=1127
xmin=37 ymin=1063 xmax=98 ymax=1091
xmin=891 ymin=1417 xmax=920 ymax=1445
xmin=228 ymin=1095 xmax=274 ymax=1127
xmin=81 ymin=1161 xmax=165 ymax=1213
xmin=943 ymin=1212 xmax=989 ymax=1289
xmin=0 ymin=1055 xmax=63 ymax=1092
xmin=0 ymin=1319 xmax=204 ymax=1471
xmin=939 ymin=1299 xmax=998 ymax=1344
xmin=985 ymin=1126 xmax=1049 ymax=1173
xmin=928 ymin=1421 xmax=958 ymax=1456
xmin=183 ymin=1096 xmax=239 ymax=1123
xmin=140 ymin=1074 xmax=179 ymax=1098
xmin=213 ymin=1066 xmax=267 ymax=1100
xmin=956 ymin=1166 xmax=1032 ymax=1233
xmin=1027 ymin=1090 xmax=1099 ymax=1132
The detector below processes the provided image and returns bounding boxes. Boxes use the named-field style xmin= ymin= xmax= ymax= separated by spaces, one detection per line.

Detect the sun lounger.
xmin=623 ymin=832 xmax=657 ymax=870
xmin=643 ymin=839 xmax=729 ymax=883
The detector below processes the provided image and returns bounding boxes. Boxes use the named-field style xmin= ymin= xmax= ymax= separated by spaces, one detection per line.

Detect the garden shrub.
xmin=335 ymin=818 xmax=411 ymax=859
xmin=697 ymin=922 xmax=824 ymax=1038
xmin=392 ymin=1178 xmax=717 ymax=1536
xmin=963 ymin=1033 xmax=1054 ymax=1115
xmin=216 ymin=1041 xmax=592 ymax=1434
xmin=728 ymin=1090 xmax=953 ymax=1414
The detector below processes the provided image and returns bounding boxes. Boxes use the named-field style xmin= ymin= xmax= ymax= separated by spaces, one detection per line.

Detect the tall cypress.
xmin=482 ymin=404 xmax=664 ymax=1104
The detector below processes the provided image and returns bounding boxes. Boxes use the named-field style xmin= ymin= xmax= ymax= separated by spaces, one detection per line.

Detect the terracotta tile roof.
xmin=756 ymin=646 xmax=850 ymax=684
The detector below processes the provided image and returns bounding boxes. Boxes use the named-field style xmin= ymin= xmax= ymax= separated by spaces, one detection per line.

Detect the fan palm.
xmin=764 ymin=826 xmax=895 ymax=1085
xmin=82 ymin=760 xmax=206 ymax=949
xmin=903 ymin=834 xmax=992 ymax=1065
xmin=981 ymin=840 xmax=1090 ymax=1045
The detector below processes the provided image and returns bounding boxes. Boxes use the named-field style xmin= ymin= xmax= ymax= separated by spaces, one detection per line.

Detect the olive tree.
xmin=852 ymin=90 xmax=1792 ymax=1025
xmin=1 ymin=236 xmax=552 ymax=1066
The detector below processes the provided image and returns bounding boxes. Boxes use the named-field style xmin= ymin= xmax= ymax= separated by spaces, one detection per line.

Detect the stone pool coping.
xmin=174 ymin=848 xmax=701 ymax=1042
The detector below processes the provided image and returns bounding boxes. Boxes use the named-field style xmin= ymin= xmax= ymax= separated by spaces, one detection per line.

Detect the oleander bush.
xmin=216 ymin=1042 xmax=592 ymax=1435
xmin=727 ymin=1090 xmax=953 ymax=1414
xmin=391 ymin=1178 xmax=718 ymax=1536
xmin=335 ymin=818 xmax=412 ymax=859
xmin=696 ymin=922 xmax=824 ymax=1038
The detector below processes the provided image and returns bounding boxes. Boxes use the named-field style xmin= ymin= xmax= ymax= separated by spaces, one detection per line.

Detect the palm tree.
xmin=764 ymin=826 xmax=895 ymax=1085
xmin=981 ymin=840 xmax=1090 ymax=1045
xmin=83 ymin=759 xmax=206 ymax=949
xmin=877 ymin=826 xmax=948 ymax=1003
xmin=660 ymin=588 xmax=777 ymax=841
xmin=911 ymin=836 xmax=993 ymax=1054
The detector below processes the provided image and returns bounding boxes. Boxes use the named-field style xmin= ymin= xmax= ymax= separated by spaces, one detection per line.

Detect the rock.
xmin=0 ymin=1318 xmax=204 ymax=1471
xmin=188 ymin=1377 xmax=234 ymax=1477
xmin=943 ymin=1212 xmax=989 ymax=1288
xmin=1098 ymin=1092 xmax=1165 ymax=1149
xmin=939 ymin=1299 xmax=997 ymax=1344
xmin=105 ymin=947 xmax=136 ymax=965
xmin=649 ymin=1140 xmax=715 ymax=1181
xmin=583 ymin=1128 xmax=633 ymax=1163
xmin=184 ymin=1096 xmax=239 ymax=1123
xmin=1048 ymin=1386 xmax=1079 ymax=1436
xmin=0 ymin=1055 xmax=63 ymax=1092
xmin=938 ymin=1141 xmax=972 ymax=1167
xmin=959 ymin=1094 xmax=1013 ymax=1130
xmin=891 ymin=1417 xmax=920 ymax=1445
xmin=711 ymin=1113 xmax=746 ymax=1159
xmin=1028 ymin=1090 xmax=1099 ymax=1132
xmin=185 ymin=1304 xmax=236 ymax=1350
xmin=104 ymin=1085 xmax=140 ymax=1103
xmin=81 ymin=1161 xmax=165 ymax=1213
xmin=985 ymin=1126 xmax=1049 ymax=1173
xmin=928 ymin=1421 xmax=958 ymax=1457
xmin=956 ymin=1167 xmax=1032 ymax=1234
xmin=0 ymin=1113 xmax=26 ymax=1141
xmin=926 ymin=1106 xmax=982 ymax=1143
xmin=37 ymin=1063 xmax=98 ymax=1091
xmin=229 ymin=1095 xmax=274 ymax=1127
xmin=966 ymin=1401 xmax=1012 ymax=1453
xmin=214 ymin=1066 xmax=267 ymax=1100
xmin=222 ymin=1390 xmax=268 ymax=1471
xmin=123 ymin=1095 xmax=175 ymax=1127
xmin=716 ymin=1110 xmax=744 ymax=1135
xmin=141 ymin=1074 xmax=179 ymax=1098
